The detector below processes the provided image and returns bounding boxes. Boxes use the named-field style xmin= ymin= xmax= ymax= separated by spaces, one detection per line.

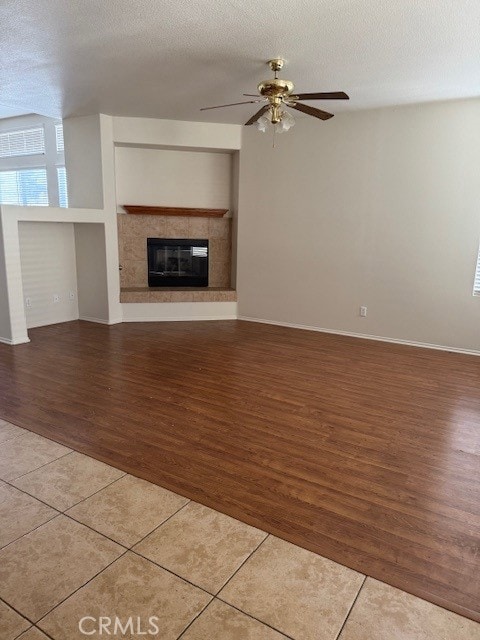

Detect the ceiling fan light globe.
xmin=255 ymin=115 xmax=270 ymax=132
xmin=255 ymin=117 xmax=267 ymax=132
xmin=275 ymin=110 xmax=295 ymax=133
xmin=282 ymin=110 xmax=295 ymax=127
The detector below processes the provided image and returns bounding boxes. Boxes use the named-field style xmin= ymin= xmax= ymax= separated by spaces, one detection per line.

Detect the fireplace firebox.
xmin=147 ymin=238 xmax=209 ymax=287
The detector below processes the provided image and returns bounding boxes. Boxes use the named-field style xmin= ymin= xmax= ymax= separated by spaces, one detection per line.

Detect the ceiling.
xmin=0 ymin=0 xmax=479 ymax=123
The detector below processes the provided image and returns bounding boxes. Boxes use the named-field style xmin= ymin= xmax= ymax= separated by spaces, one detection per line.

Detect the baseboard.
xmin=26 ymin=314 xmax=81 ymax=330
xmin=238 ymin=316 xmax=480 ymax=357
xmin=81 ymin=313 xmax=238 ymax=323
xmin=78 ymin=316 xmax=111 ymax=325
xmin=122 ymin=315 xmax=238 ymax=322
xmin=0 ymin=336 xmax=30 ymax=345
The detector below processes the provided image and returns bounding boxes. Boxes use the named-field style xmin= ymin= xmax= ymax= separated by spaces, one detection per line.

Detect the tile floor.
xmin=0 ymin=417 xmax=479 ymax=640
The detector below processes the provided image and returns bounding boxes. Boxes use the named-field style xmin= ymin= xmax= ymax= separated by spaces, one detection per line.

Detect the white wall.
xmin=0 ymin=207 xmax=29 ymax=344
xmin=74 ymin=223 xmax=109 ymax=323
xmin=0 ymin=215 xmax=12 ymax=342
xmin=63 ymin=114 xmax=122 ymax=325
xmin=115 ymin=146 xmax=232 ymax=210
xmin=63 ymin=115 xmax=105 ymax=209
xmin=237 ymin=98 xmax=480 ymax=352
xmin=113 ymin=117 xmax=241 ymax=152
xmin=18 ymin=222 xmax=79 ymax=328
xmin=230 ymin=152 xmax=240 ymax=287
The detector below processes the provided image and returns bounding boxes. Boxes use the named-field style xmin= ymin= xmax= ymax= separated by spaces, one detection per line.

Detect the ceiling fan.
xmin=200 ymin=58 xmax=349 ymax=133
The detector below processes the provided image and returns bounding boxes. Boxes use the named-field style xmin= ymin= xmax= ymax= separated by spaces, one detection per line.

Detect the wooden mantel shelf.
xmin=123 ymin=205 xmax=228 ymax=217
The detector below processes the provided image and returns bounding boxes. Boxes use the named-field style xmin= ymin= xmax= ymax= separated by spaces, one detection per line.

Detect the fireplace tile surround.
xmin=118 ymin=214 xmax=233 ymax=295
xmin=120 ymin=287 xmax=237 ymax=303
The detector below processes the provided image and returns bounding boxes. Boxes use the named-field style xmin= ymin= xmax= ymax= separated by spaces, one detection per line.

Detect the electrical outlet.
xmin=360 ymin=306 xmax=367 ymax=317
xmin=53 ymin=294 xmax=60 ymax=303
xmin=25 ymin=297 xmax=32 ymax=308
xmin=69 ymin=291 xmax=75 ymax=300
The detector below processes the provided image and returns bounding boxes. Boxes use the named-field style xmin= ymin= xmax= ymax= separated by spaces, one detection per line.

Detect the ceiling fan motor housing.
xmin=257 ymin=78 xmax=294 ymax=99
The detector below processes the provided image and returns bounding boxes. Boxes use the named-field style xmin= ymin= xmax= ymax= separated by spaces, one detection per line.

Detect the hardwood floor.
xmin=0 ymin=320 xmax=479 ymax=621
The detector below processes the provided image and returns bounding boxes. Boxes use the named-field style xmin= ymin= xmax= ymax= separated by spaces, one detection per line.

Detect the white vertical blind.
xmin=55 ymin=124 xmax=64 ymax=152
xmin=0 ymin=127 xmax=45 ymax=158
xmin=57 ymin=166 xmax=68 ymax=207
xmin=474 ymin=247 xmax=480 ymax=296
xmin=0 ymin=168 xmax=49 ymax=206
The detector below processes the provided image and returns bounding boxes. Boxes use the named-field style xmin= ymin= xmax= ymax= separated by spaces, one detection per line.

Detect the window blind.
xmin=55 ymin=124 xmax=64 ymax=152
xmin=0 ymin=127 xmax=45 ymax=158
xmin=57 ymin=166 xmax=68 ymax=207
xmin=0 ymin=168 xmax=49 ymax=206
xmin=474 ymin=247 xmax=480 ymax=296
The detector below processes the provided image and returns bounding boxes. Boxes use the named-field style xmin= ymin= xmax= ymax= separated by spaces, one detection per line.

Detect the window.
xmin=0 ymin=116 xmax=66 ymax=207
xmin=0 ymin=126 xmax=45 ymax=158
xmin=57 ymin=166 xmax=68 ymax=207
xmin=55 ymin=124 xmax=64 ymax=152
xmin=474 ymin=247 xmax=480 ymax=296
xmin=0 ymin=168 xmax=48 ymax=206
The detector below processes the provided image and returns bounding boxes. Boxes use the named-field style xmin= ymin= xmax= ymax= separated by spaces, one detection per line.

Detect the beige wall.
xmin=64 ymin=114 xmax=123 ymax=325
xmin=237 ymin=99 xmax=480 ymax=351
xmin=74 ymin=223 xmax=109 ymax=323
xmin=64 ymin=115 xmax=105 ymax=209
xmin=112 ymin=117 xmax=241 ymax=151
xmin=0 ymin=215 xmax=12 ymax=341
xmin=19 ymin=222 xmax=79 ymax=329
xmin=115 ymin=146 xmax=232 ymax=210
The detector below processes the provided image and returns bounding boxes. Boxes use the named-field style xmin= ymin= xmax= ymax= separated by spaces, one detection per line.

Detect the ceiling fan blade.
xmin=200 ymin=100 xmax=263 ymax=111
xmin=295 ymin=91 xmax=349 ymax=101
xmin=245 ymin=104 xmax=270 ymax=126
xmin=290 ymin=102 xmax=334 ymax=120
xmin=243 ymin=94 xmax=260 ymax=97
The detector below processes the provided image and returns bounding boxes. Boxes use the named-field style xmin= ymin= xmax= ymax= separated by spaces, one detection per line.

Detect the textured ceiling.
xmin=0 ymin=0 xmax=479 ymax=122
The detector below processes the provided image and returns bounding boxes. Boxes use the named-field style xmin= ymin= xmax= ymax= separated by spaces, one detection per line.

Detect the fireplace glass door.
xmin=147 ymin=238 xmax=208 ymax=287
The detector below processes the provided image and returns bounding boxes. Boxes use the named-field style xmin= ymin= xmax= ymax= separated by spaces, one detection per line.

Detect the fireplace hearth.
xmin=147 ymin=238 xmax=209 ymax=287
